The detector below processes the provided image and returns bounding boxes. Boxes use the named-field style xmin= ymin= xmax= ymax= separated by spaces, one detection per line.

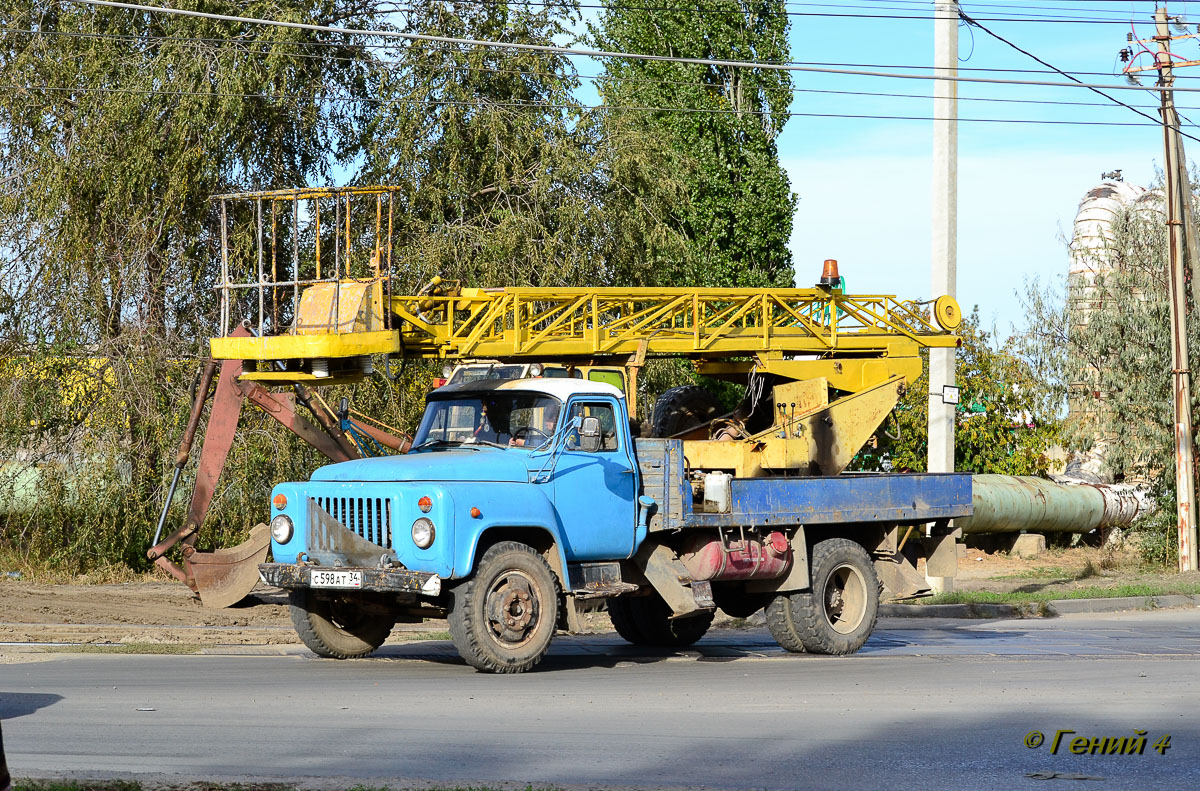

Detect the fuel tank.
xmin=679 ymin=531 xmax=792 ymax=581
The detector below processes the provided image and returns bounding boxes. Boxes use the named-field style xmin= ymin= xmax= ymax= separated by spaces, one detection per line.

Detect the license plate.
xmin=310 ymin=570 xmax=362 ymax=589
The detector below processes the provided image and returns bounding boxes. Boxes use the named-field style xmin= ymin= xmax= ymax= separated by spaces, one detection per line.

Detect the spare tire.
xmin=651 ymin=385 xmax=722 ymax=437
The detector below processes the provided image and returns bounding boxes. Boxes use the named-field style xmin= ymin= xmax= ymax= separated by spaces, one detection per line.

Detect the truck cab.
xmin=260 ymin=379 xmax=644 ymax=671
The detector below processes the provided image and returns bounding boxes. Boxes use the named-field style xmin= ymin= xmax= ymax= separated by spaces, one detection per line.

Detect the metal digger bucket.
xmin=150 ymin=333 xmax=363 ymax=607
xmin=184 ymin=523 xmax=271 ymax=609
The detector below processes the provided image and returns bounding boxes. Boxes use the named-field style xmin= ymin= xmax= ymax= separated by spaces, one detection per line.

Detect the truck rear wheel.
xmin=607 ymin=593 xmax=714 ymax=647
xmin=448 ymin=541 xmax=560 ymax=673
xmin=289 ymin=590 xmax=393 ymax=659
xmin=766 ymin=538 xmax=880 ymax=655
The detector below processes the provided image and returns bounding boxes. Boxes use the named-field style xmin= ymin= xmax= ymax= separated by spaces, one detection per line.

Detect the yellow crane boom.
xmin=208 ymin=186 xmax=962 ymax=397
xmin=213 ymin=280 xmax=962 ymax=397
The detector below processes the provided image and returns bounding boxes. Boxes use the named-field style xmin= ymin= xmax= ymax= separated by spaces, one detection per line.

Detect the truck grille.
xmin=313 ymin=496 xmax=392 ymax=548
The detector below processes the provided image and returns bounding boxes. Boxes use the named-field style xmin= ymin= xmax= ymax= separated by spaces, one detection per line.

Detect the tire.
xmin=765 ymin=594 xmax=806 ymax=653
xmin=650 ymin=385 xmax=722 ymax=438
xmin=289 ymin=590 xmax=393 ymax=659
xmin=448 ymin=541 xmax=560 ymax=673
xmin=606 ymin=596 xmax=648 ymax=645
xmin=766 ymin=538 xmax=880 ymax=656
xmin=606 ymin=593 xmax=714 ymax=648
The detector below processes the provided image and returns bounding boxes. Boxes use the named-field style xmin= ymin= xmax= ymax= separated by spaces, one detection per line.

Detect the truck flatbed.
xmin=636 ymin=438 xmax=973 ymax=531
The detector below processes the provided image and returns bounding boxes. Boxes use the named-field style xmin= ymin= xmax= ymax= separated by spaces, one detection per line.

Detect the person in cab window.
xmin=511 ymin=403 xmax=560 ymax=447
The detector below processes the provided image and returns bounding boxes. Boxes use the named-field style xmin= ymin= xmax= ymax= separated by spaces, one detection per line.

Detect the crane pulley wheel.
xmin=933 ymin=295 xmax=962 ymax=331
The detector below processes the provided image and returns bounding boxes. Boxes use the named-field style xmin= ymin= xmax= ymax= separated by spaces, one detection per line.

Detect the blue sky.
xmin=568 ymin=1 xmax=1195 ymax=336
xmin=773 ymin=0 xmax=1184 ymax=337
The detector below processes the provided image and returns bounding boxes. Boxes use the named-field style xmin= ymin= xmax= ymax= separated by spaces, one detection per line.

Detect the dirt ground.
xmin=0 ymin=546 xmax=1192 ymax=647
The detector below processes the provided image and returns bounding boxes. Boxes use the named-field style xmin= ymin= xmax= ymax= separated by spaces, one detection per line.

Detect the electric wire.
xmin=44 ymin=0 xmax=1184 ymax=25
xmin=366 ymin=0 xmax=1174 ymax=24
xmin=9 ymin=24 xmax=1177 ymax=81
xmin=56 ymin=0 xmax=1200 ymax=94
xmin=6 ymin=24 xmax=1187 ymax=113
xmin=3 ymin=83 xmax=1186 ymax=127
xmin=20 ymin=0 xmax=1200 ymax=137
xmin=958 ymin=9 xmax=1193 ymax=140
xmin=3 ymin=46 xmax=1177 ymax=114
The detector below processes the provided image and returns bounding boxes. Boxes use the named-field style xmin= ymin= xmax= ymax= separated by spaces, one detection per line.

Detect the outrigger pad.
xmin=189 ymin=523 xmax=271 ymax=609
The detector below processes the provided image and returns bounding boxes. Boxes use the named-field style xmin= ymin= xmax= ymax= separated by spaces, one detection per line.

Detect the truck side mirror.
xmin=579 ymin=416 xmax=602 ymax=453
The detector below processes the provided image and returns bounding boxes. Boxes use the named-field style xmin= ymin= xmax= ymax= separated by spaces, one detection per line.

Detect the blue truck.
xmin=259 ymin=377 xmax=973 ymax=673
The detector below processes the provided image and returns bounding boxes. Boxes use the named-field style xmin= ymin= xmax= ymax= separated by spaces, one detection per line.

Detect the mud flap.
xmin=186 ymin=523 xmax=271 ymax=609
xmin=634 ymin=540 xmax=714 ymax=618
xmin=874 ymin=551 xmax=931 ymax=600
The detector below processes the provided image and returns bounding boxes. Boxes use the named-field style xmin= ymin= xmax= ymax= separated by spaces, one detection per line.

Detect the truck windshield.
xmin=412 ymin=392 xmax=563 ymax=449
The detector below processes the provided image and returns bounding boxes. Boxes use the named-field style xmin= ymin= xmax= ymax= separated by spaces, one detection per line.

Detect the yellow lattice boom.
xmin=206 ymin=186 xmax=961 ymax=392
xmin=213 ymin=281 xmax=961 ymax=392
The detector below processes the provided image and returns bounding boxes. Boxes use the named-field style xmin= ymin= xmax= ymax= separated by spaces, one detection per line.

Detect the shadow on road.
xmin=369 ymin=636 xmax=781 ymax=671
xmin=0 ymin=692 xmax=63 ymax=719
xmin=364 ymin=623 xmax=1041 ymax=672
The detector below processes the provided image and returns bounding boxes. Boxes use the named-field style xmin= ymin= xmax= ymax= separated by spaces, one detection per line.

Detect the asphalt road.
xmin=3 ymin=610 xmax=1199 ymax=791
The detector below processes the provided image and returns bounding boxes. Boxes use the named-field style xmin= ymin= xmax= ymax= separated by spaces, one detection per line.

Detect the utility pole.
xmin=929 ymin=0 xmax=958 ymax=591
xmin=1156 ymin=6 xmax=1200 ymax=573
xmin=1127 ymin=5 xmax=1200 ymax=571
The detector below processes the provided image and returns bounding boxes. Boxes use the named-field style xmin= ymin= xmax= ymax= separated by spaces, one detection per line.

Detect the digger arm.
xmin=147 ymin=328 xmax=368 ymax=606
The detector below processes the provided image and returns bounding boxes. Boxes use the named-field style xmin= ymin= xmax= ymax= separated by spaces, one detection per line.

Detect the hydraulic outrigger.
xmin=155 ymin=186 xmax=965 ymax=606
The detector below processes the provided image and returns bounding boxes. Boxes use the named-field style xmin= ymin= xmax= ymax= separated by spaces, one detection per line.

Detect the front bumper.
xmin=259 ymin=563 xmax=442 ymax=596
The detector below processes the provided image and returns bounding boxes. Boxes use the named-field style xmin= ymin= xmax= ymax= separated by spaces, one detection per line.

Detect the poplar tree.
xmin=592 ymin=0 xmax=797 ymax=288
xmin=358 ymin=0 xmax=593 ymax=289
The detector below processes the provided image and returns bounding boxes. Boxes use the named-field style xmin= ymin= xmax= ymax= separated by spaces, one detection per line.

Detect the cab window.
xmin=567 ymin=401 xmax=619 ymax=452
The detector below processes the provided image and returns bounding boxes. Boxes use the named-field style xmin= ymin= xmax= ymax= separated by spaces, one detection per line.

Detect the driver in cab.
xmin=509 ymin=403 xmax=560 ymax=447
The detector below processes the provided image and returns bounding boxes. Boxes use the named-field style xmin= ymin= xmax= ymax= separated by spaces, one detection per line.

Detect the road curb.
xmin=881 ymin=594 xmax=1200 ymax=619
xmin=879 ymin=602 xmax=1030 ymax=619
xmin=1044 ymin=593 xmax=1200 ymax=615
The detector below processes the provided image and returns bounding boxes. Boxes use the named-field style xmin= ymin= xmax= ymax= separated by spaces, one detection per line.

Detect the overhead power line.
xmin=61 ymin=0 xmax=1200 ymax=94
xmin=374 ymin=0 xmax=1175 ymax=25
xmin=5 ymin=83 xmax=1183 ymax=127
xmin=7 ymin=24 xmax=1185 ymax=110
xmin=7 ymin=25 xmax=1171 ymax=80
xmin=957 ymin=9 xmax=1200 ymax=143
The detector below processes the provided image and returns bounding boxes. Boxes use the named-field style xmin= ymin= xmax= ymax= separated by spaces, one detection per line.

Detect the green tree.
xmin=1019 ymin=195 xmax=1200 ymax=564
xmin=0 ymin=1 xmax=374 ymax=570
xmin=859 ymin=310 xmax=1060 ymax=476
xmin=356 ymin=1 xmax=687 ymax=291
xmin=592 ymin=0 xmax=796 ymax=288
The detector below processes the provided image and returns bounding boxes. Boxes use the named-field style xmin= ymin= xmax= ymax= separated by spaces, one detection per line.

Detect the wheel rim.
xmin=822 ymin=564 xmax=867 ymax=634
xmin=484 ymin=569 xmax=542 ymax=648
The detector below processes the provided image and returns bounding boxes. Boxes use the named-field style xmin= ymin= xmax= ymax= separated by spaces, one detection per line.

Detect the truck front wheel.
xmin=448 ymin=541 xmax=560 ymax=673
xmin=289 ymin=590 xmax=393 ymax=659
xmin=607 ymin=593 xmax=714 ymax=648
xmin=765 ymin=538 xmax=880 ymax=655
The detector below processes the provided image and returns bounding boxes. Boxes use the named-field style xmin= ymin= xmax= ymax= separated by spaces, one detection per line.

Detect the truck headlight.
xmin=411 ymin=517 xmax=435 ymax=549
xmin=270 ymin=514 xmax=294 ymax=544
